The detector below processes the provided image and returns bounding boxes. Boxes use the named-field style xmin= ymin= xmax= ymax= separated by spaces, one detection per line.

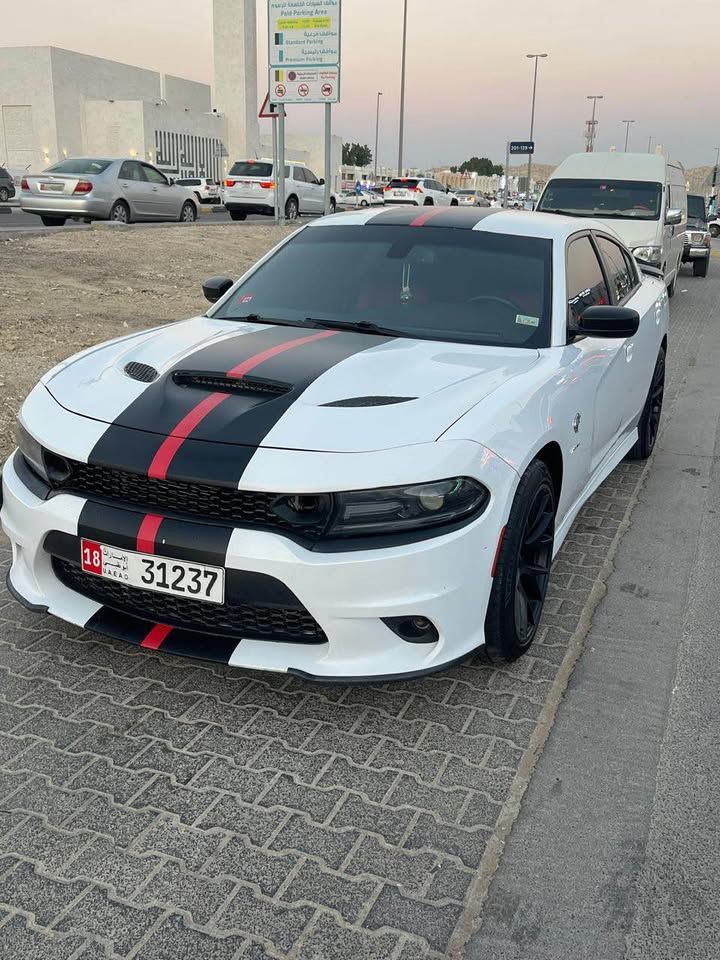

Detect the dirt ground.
xmin=0 ymin=223 xmax=297 ymax=460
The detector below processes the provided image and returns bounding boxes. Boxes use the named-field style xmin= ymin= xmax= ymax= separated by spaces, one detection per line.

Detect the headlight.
xmin=326 ymin=477 xmax=489 ymax=537
xmin=15 ymin=420 xmax=48 ymax=481
xmin=632 ymin=246 xmax=662 ymax=264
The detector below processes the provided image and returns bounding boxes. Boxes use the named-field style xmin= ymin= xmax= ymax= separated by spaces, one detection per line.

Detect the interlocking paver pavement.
xmin=0 ymin=293 xmax=701 ymax=958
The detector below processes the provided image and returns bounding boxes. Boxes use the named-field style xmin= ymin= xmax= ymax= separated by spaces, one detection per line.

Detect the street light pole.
xmin=647 ymin=135 xmax=653 ymax=153
xmin=622 ymin=119 xmax=635 ymax=151
xmin=374 ymin=91 xmax=382 ymax=181
xmin=525 ymin=53 xmax=548 ymax=202
xmin=397 ymin=0 xmax=408 ymax=177
xmin=711 ymin=146 xmax=720 ymax=202
xmin=586 ymin=95 xmax=603 ymax=152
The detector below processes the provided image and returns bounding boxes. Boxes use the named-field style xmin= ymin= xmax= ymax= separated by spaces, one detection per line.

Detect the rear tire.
xmin=329 ymin=198 xmax=337 ymax=214
xmin=710 ymin=224 xmax=719 ymax=238
xmin=0 ymin=188 xmax=8 ymax=202
xmin=109 ymin=200 xmax=130 ymax=224
xmin=40 ymin=216 xmax=67 ymax=226
xmin=627 ymin=347 xmax=665 ymax=460
xmin=485 ymin=460 xmax=556 ymax=662
xmin=451 ymin=198 xmax=459 ymax=206
xmin=228 ymin=210 xmax=247 ymax=221
xmin=694 ymin=257 xmax=709 ymax=277
xmin=423 ymin=198 xmax=434 ymax=206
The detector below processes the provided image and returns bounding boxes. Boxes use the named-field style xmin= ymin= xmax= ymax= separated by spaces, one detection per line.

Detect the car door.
xmin=140 ymin=163 xmax=177 ymax=219
xmin=594 ymin=233 xmax=659 ymax=424
xmin=566 ymin=234 xmax=630 ymax=472
xmin=301 ymin=167 xmax=324 ymax=213
xmin=117 ymin=160 xmax=151 ymax=218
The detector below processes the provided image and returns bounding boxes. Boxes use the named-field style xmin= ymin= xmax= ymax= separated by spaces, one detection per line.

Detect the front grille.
xmin=172 ymin=371 xmax=290 ymax=397
xmin=51 ymin=460 xmax=331 ymax=538
xmin=52 ymin=557 xmax=327 ymax=644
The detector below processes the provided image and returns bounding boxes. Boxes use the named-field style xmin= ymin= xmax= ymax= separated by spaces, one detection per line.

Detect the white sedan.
xmin=338 ymin=191 xmax=384 ymax=209
xmin=2 ymin=207 xmax=668 ymax=680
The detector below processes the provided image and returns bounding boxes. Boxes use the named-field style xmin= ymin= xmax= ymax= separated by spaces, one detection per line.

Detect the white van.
xmin=537 ymin=153 xmax=687 ymax=295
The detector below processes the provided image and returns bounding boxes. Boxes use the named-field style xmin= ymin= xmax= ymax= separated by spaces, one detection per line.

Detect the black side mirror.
xmin=318 ymin=178 xmax=325 ymax=185
xmin=167 ymin=177 xmax=175 ymax=185
xmin=202 ymin=276 xmax=234 ymax=303
xmin=573 ymin=305 xmax=640 ymax=339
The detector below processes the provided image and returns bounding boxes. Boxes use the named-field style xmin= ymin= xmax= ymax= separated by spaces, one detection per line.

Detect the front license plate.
xmin=80 ymin=539 xmax=224 ymax=604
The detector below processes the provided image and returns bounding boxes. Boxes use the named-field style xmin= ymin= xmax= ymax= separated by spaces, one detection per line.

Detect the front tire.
xmin=285 ymin=196 xmax=299 ymax=220
xmin=40 ymin=216 xmax=67 ymax=226
xmin=710 ymin=224 xmax=719 ymax=238
xmin=0 ymin=188 xmax=8 ymax=202
xmin=228 ymin=210 xmax=247 ymax=221
xmin=694 ymin=257 xmax=709 ymax=277
xmin=627 ymin=347 xmax=665 ymax=460
xmin=180 ymin=201 xmax=197 ymax=222
xmin=451 ymin=198 xmax=459 ymax=206
xmin=485 ymin=460 xmax=556 ymax=662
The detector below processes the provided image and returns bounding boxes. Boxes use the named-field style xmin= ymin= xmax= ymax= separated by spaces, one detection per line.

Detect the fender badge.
xmin=572 ymin=413 xmax=581 ymax=434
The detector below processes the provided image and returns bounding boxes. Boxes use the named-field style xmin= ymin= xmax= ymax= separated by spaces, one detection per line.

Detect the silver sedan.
xmin=20 ymin=157 xmax=199 ymax=226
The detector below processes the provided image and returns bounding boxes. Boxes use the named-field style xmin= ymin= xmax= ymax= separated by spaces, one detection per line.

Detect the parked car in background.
xmin=175 ymin=177 xmax=220 ymax=204
xmin=708 ymin=215 xmax=720 ymax=238
xmin=0 ymin=166 xmax=15 ymax=202
xmin=383 ymin=177 xmax=459 ymax=206
xmin=682 ymin=194 xmax=711 ymax=277
xmin=455 ymin=190 xmax=491 ymax=207
xmin=223 ymin=158 xmax=337 ymax=220
xmin=338 ymin=190 xmax=384 ymax=209
xmin=538 ymin=152 xmax=687 ymax=295
xmin=19 ymin=158 xmax=199 ymax=226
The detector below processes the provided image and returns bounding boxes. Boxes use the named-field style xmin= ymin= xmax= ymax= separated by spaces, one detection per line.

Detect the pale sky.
xmin=2 ymin=0 xmax=718 ymax=169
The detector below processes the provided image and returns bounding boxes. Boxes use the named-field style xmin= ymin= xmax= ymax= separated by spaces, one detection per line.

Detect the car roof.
xmin=549 ymin=151 xmax=672 ymax=181
xmin=308 ymin=206 xmax=626 ymax=244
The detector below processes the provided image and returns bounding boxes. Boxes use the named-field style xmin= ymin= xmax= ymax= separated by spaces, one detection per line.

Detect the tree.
xmin=458 ymin=156 xmax=503 ymax=177
xmin=450 ymin=166 xmax=458 ymax=173
xmin=342 ymin=142 xmax=373 ymax=167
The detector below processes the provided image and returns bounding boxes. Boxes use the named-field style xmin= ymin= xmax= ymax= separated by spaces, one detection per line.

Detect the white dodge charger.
xmin=1 ymin=207 xmax=668 ymax=680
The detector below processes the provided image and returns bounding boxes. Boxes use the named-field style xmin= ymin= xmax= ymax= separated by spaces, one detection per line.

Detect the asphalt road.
xmin=469 ymin=256 xmax=720 ymax=960
xmin=0 ymin=204 xmax=269 ymax=234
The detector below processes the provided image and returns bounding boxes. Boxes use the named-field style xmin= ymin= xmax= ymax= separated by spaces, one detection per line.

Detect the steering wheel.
xmin=468 ymin=294 xmax=522 ymax=314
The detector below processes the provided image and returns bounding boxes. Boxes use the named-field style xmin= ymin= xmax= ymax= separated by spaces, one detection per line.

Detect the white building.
xmin=0 ymin=46 xmax=227 ymax=180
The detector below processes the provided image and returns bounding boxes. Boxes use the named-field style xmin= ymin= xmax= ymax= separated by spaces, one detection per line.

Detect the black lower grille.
xmin=50 ymin=460 xmax=330 ymax=538
xmin=52 ymin=557 xmax=327 ymax=644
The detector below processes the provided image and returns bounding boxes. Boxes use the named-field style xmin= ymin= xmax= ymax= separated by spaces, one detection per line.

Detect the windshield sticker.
xmin=237 ymin=294 xmax=254 ymax=304
xmin=516 ymin=314 xmax=540 ymax=327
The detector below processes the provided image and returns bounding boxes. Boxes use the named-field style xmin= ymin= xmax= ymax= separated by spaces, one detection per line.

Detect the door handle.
xmin=625 ymin=343 xmax=634 ymax=361
xmin=152 ymin=187 xmax=159 ymax=192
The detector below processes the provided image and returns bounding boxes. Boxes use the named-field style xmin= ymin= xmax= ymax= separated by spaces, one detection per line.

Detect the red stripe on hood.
xmin=147 ymin=330 xmax=337 ymax=481
xmin=410 ymin=206 xmax=447 ymax=227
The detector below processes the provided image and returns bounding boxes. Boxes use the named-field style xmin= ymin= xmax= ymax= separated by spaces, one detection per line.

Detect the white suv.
xmin=175 ymin=177 xmax=220 ymax=204
xmin=223 ymin=158 xmax=337 ymax=221
xmin=383 ymin=176 xmax=458 ymax=207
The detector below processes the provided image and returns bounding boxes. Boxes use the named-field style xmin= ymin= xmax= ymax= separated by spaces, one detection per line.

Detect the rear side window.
xmin=46 ymin=158 xmax=112 ymax=175
xmin=595 ymin=236 xmax=637 ymax=303
xmin=566 ymin=236 xmax=610 ymax=325
xmin=228 ymin=161 xmax=273 ymax=178
xmin=388 ymin=178 xmax=419 ymax=189
xmin=177 ymin=178 xmax=201 ymax=186
xmin=119 ymin=161 xmax=144 ymax=181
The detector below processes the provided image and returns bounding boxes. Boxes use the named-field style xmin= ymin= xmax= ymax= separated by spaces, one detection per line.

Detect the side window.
xmin=291 ymin=166 xmax=306 ymax=182
xmin=142 ymin=164 xmax=168 ymax=185
xmin=119 ymin=161 xmax=139 ymax=180
xmin=303 ymin=168 xmax=319 ymax=185
xmin=595 ymin=236 xmax=637 ymax=303
xmin=566 ymin=236 xmax=610 ymax=327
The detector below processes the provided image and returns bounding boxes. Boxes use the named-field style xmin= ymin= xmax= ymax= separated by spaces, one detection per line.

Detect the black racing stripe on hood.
xmin=88 ymin=325 xmax=308 ymax=474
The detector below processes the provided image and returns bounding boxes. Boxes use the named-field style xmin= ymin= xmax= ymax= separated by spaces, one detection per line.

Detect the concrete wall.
xmin=164 ymin=75 xmax=211 ymax=113
xmin=0 ymin=47 xmax=55 ymax=173
xmin=83 ymin=101 xmax=146 ymax=159
xmin=213 ymin=0 xmax=259 ymax=163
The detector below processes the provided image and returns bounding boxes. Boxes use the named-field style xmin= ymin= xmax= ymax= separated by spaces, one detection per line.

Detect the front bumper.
xmin=682 ymin=245 xmax=710 ymax=261
xmin=1 ymin=440 xmax=517 ymax=680
xmin=20 ymin=194 xmax=109 ymax=219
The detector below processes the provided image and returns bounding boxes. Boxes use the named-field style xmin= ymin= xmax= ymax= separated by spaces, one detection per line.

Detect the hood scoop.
xmin=124 ymin=361 xmax=158 ymax=383
xmin=322 ymin=395 xmax=416 ymax=408
xmin=172 ymin=370 xmax=291 ymax=398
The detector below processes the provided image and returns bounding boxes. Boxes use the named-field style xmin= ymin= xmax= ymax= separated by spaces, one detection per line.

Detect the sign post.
xmin=268 ymin=1 xmax=341 ymax=218
xmin=506 ymin=141 xmax=535 ymax=208
xmin=277 ymin=104 xmax=286 ymax=225
xmin=503 ymin=141 xmax=510 ymax=208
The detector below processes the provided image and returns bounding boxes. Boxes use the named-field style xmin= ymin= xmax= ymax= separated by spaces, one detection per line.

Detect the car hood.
xmin=686 ymin=216 xmax=707 ymax=231
xmin=584 ymin=217 xmax=663 ymax=249
xmin=44 ymin=316 xmax=540 ymax=454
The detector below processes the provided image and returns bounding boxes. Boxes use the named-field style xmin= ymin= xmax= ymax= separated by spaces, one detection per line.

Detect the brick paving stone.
xmin=191 ymin=755 xmax=276 ymax=801
xmin=345 ymin=835 xmax=437 ymax=896
xmin=141 ymin=859 xmax=236 ymax=925
xmin=195 ymin=795 xmax=286 ymax=845
xmin=65 ymin=796 xmax=157 ymax=848
xmin=270 ymin=815 xmax=357 ymax=871
xmin=365 ymin=884 xmax=464 ymax=952
xmin=55 ymin=885 xmax=163 ymax=955
xmin=0 ymin=911 xmax=89 ymax=960
xmin=62 ymin=837 xmax=161 ymax=899
xmin=132 ymin=815 xmax=225 ymax=872
xmin=386 ymin=774 xmax=468 ymax=822
xmin=131 ymin=774 xmax=219 ymax=825
xmin=294 ymin=912 xmax=404 ymax=960
xmin=1 ymin=860 xmax=90 ymax=926
xmin=283 ymin=858 xmax=380 ymax=923
xmin=258 ymin=773 xmax=343 ymax=822
xmin=131 ymin=912 xmax=249 ymax=960
xmin=3 ymin=816 xmax=90 ymax=874
xmin=203 ymin=835 xmax=299 ymax=896
xmin=66 ymin=756 xmax=155 ymax=804
xmin=404 ymin=814 xmax=491 ymax=869
xmin=316 ymin=756 xmax=398 ymax=803
xmin=216 ymin=884 xmax=314 ymax=953
xmin=330 ymin=794 xmax=415 ymax=847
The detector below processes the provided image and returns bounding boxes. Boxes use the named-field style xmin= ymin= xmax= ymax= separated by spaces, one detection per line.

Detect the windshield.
xmin=45 ymin=158 xmax=112 ymax=176
xmin=456 ymin=190 xmax=477 ymax=196
xmin=228 ymin=161 xmax=273 ymax=178
xmin=214 ymin=225 xmax=552 ymax=349
xmin=687 ymin=195 xmax=707 ymax=221
xmin=177 ymin=178 xmax=201 ymax=186
xmin=538 ymin=178 xmax=662 ymax=220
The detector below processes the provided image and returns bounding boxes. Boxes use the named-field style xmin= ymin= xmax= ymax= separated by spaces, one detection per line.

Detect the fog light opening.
xmin=382 ymin=615 xmax=439 ymax=644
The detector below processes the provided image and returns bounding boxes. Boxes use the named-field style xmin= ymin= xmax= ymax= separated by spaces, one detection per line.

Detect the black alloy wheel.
xmin=627 ymin=347 xmax=665 ymax=460
xmin=485 ymin=460 xmax=555 ymax=661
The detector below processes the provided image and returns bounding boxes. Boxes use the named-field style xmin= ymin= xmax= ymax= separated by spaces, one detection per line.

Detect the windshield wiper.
xmin=538 ymin=208 xmax=585 ymax=217
xmin=305 ymin=317 xmax=404 ymax=337
xmin=228 ymin=313 xmax=307 ymax=327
